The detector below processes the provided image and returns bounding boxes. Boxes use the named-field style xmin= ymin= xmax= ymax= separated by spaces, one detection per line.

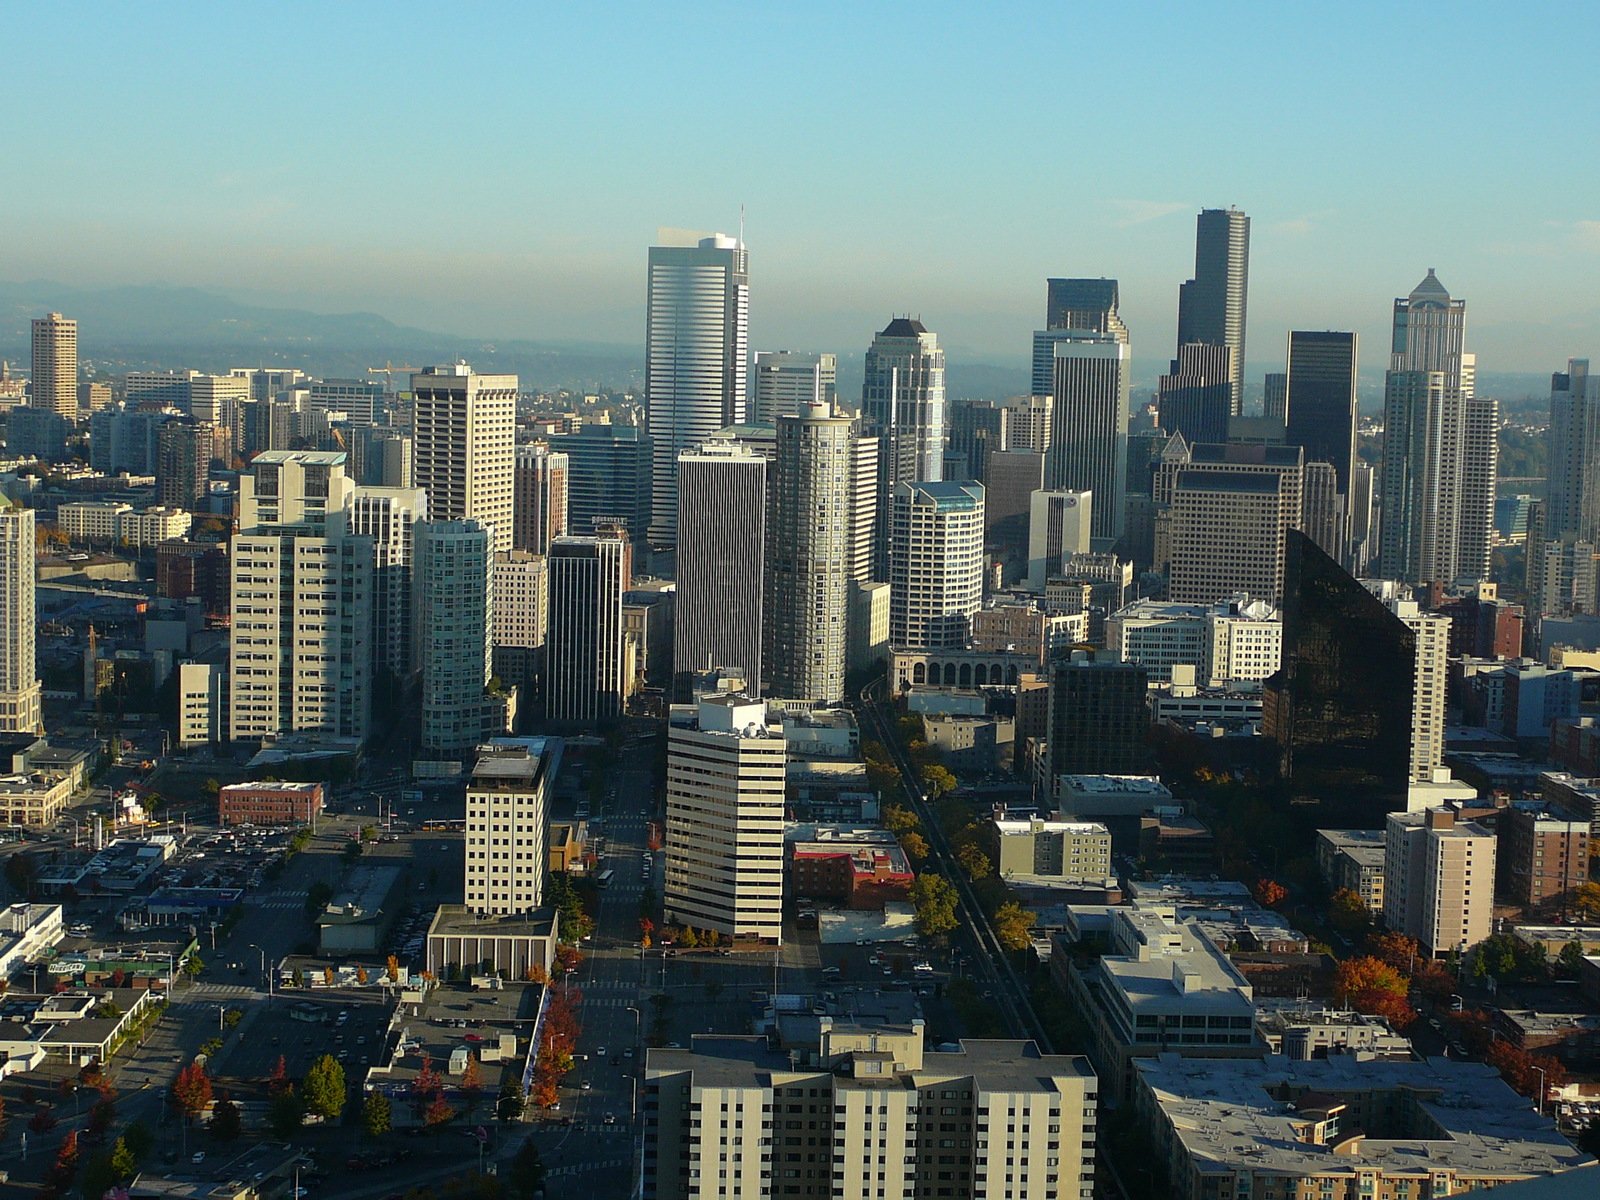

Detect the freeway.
xmin=855 ymin=678 xmax=1053 ymax=1050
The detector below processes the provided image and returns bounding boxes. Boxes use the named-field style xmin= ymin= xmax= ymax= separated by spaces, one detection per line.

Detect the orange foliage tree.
xmin=1253 ymin=879 xmax=1287 ymax=908
xmin=1486 ymin=1040 xmax=1568 ymax=1099
xmin=1333 ymin=956 xmax=1407 ymax=1006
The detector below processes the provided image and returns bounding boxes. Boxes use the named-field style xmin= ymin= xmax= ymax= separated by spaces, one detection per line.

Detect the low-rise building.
xmin=778 ymin=708 xmax=860 ymax=760
xmin=1132 ymin=1053 xmax=1594 ymax=1200
xmin=547 ymin=821 xmax=585 ymax=874
xmin=424 ymin=903 xmax=557 ymax=981
xmin=923 ymin=712 xmax=1014 ymax=772
xmin=1254 ymin=1003 xmax=1413 ymax=1060
xmin=991 ymin=817 xmax=1112 ymax=883
xmin=1138 ymin=812 xmax=1217 ymax=873
xmin=0 ymin=902 xmax=63 ymax=975
xmin=120 ymin=505 xmax=193 ymax=548
xmin=0 ymin=771 xmax=74 ymax=828
xmin=58 ymin=501 xmax=131 ymax=543
xmin=1056 ymin=774 xmax=1173 ymax=818
xmin=788 ymin=828 xmax=914 ymax=910
xmin=317 ymin=864 xmax=405 ymax=955
xmin=1314 ymin=828 xmax=1386 ymax=912
xmin=1542 ymin=770 xmax=1600 ymax=840
xmin=216 ymin=781 xmax=324 ymax=827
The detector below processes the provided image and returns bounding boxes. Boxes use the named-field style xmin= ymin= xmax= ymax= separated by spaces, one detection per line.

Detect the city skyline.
xmin=2 ymin=5 xmax=1596 ymax=374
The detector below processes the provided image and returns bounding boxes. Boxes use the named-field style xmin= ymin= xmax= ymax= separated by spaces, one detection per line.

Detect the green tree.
xmin=1559 ymin=940 xmax=1587 ymax=974
xmin=268 ymin=1088 xmax=306 ymax=1137
xmin=506 ymin=1136 xmax=547 ymax=1200
xmin=910 ymin=873 xmax=959 ymax=938
xmin=183 ymin=954 xmax=204 ymax=979
xmin=209 ymin=1098 xmax=242 ymax=1141
xmin=362 ymin=1090 xmax=392 ymax=1138
xmin=993 ymin=901 xmax=1036 ymax=951
xmin=342 ymin=839 xmax=364 ymax=863
xmin=80 ymin=1151 xmax=117 ymax=1200
xmin=302 ymin=1054 xmax=347 ymax=1121
xmin=899 ymin=831 xmax=930 ymax=863
xmin=1327 ymin=888 xmax=1371 ymax=936
xmin=918 ymin=763 xmax=958 ymax=799
xmin=122 ymin=1120 xmax=155 ymax=1162
xmin=496 ymin=1080 xmax=525 ymax=1124
xmin=109 ymin=1136 xmax=138 ymax=1180
xmin=882 ymin=805 xmax=920 ymax=836
xmin=956 ymin=843 xmax=992 ymax=881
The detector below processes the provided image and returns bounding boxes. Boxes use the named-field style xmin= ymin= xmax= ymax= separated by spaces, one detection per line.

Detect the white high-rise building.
xmin=349 ymin=486 xmax=427 ymax=682
xmin=229 ymin=452 xmax=372 ymax=744
xmin=30 ymin=312 xmax=77 ymax=421
xmin=1027 ymin=489 xmax=1093 ymax=591
xmin=664 ymin=693 xmax=785 ymax=944
xmin=188 ymin=373 xmax=250 ymax=449
xmin=1386 ymin=594 xmax=1450 ymax=786
xmin=1045 ymin=333 xmax=1131 ymax=546
xmin=464 ymin=739 xmax=550 ymax=916
xmin=862 ymin=317 xmax=946 ymax=576
xmin=753 ymin=351 xmax=837 ymax=424
xmin=674 ymin=443 xmax=766 ymax=697
xmin=415 ymin=520 xmax=494 ymax=760
xmin=1384 ymin=807 xmax=1495 ymax=956
xmin=888 ymin=481 xmax=985 ymax=650
xmin=411 ymin=364 xmax=518 ymax=555
xmin=306 ymin=378 xmax=385 ymax=426
xmin=0 ymin=505 xmax=41 ymax=733
xmin=512 ymin=442 xmax=568 ymax=555
xmin=646 ymin=233 xmax=749 ymax=549
xmin=546 ymin=533 xmax=629 ymax=723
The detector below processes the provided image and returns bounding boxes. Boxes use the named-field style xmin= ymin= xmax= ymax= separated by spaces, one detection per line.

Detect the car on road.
xmin=597 ymin=1045 xmax=607 ymax=1056
xmin=192 ymin=1153 xmax=206 ymax=1165
xmin=603 ymin=1112 xmax=616 ymax=1125
xmin=580 ymin=1080 xmax=591 ymax=1091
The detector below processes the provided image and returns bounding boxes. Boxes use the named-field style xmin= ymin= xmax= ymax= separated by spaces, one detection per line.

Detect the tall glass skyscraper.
xmin=861 ymin=317 xmax=947 ymax=577
xmin=645 ymin=233 xmax=749 ymax=551
xmin=1284 ymin=331 xmax=1358 ymax=498
xmin=1176 ymin=208 xmax=1250 ymax=413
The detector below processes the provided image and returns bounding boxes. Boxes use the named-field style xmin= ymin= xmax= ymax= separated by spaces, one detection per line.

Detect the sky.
xmin=5 ymin=1 xmax=1598 ymax=376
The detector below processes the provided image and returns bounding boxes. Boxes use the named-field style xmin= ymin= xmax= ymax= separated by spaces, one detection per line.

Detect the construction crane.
xmin=366 ymin=362 xmax=421 ymax=392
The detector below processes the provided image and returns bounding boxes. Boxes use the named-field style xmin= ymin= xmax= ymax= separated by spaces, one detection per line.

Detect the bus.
xmin=596 ymin=869 xmax=615 ymax=889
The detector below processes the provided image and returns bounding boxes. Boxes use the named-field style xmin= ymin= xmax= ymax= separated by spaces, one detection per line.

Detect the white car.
xmin=597 ymin=1045 xmax=608 ymax=1057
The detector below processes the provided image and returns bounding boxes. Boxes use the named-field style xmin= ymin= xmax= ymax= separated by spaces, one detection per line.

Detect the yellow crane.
xmin=366 ymin=362 xmax=421 ymax=392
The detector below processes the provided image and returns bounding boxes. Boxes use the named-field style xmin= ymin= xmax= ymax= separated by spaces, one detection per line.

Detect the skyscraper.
xmin=491 ymin=550 xmax=547 ymax=695
xmin=156 ymin=419 xmax=213 ymax=510
xmin=862 ymin=317 xmax=946 ymax=574
xmin=545 ymin=533 xmax=629 ymax=723
xmin=888 ymin=481 xmax=985 ymax=650
xmin=1027 ymin=490 xmax=1094 ymax=591
xmin=464 ymin=740 xmax=549 ymax=916
xmin=763 ymin=404 xmax=858 ymax=702
xmin=30 ymin=312 xmax=77 ymax=421
xmin=1157 ymin=342 xmax=1236 ymax=444
xmin=229 ymin=452 xmax=372 ymax=745
xmin=1047 ymin=652 xmax=1148 ymax=782
xmin=512 ymin=442 xmax=568 ymax=555
xmin=1036 ymin=278 xmax=1128 ymax=393
xmin=646 ymin=233 xmax=749 ymax=549
xmin=1045 ymin=332 xmax=1130 ymax=546
xmin=0 ymin=504 xmax=42 ymax=734
xmin=552 ymin=422 xmax=652 ymax=544
xmin=1284 ymin=331 xmax=1358 ymax=499
xmin=1378 ymin=271 xmax=1497 ymax=585
xmin=349 ymin=486 xmax=427 ymax=683
xmin=1175 ymin=207 xmax=1250 ymax=413
xmin=411 ymin=364 xmax=518 ymax=555
xmin=674 ymin=443 xmax=767 ymax=698
xmin=664 ymin=693 xmax=786 ymax=945
xmin=752 ymin=351 xmax=837 ymax=424
xmin=415 ymin=519 xmax=494 ymax=759
xmin=1546 ymin=359 xmax=1598 ymax=541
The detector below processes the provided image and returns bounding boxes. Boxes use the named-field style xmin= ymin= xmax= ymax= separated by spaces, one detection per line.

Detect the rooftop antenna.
xmin=739 ymin=204 xmax=745 ymax=247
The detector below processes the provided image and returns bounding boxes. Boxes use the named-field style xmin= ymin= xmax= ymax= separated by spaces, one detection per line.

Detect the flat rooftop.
xmin=1060 ymin=775 xmax=1172 ymax=795
xmin=427 ymin=904 xmax=557 ymax=940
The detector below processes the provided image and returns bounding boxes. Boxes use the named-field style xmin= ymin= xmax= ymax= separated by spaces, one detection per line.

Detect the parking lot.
xmin=220 ymin=991 xmax=392 ymax=1084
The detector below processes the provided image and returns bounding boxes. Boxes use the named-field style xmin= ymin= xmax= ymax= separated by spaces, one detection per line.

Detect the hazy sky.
xmin=7 ymin=2 xmax=1597 ymax=375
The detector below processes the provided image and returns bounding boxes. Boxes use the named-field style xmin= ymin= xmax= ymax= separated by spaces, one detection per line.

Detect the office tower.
xmin=998 ymin=393 xmax=1054 ymax=453
xmin=1387 ymin=594 xmax=1449 ymax=786
xmin=187 ymin=373 xmax=249 ymax=441
xmin=663 ymin=693 xmax=785 ymax=943
xmin=1175 ymin=207 xmax=1249 ymax=412
xmin=1047 ymin=651 xmax=1148 ymax=781
xmin=946 ymin=398 xmax=1004 ymax=481
xmin=229 ymin=452 xmax=372 ymax=744
xmin=512 ymin=442 xmax=568 ymax=555
xmin=91 ymin=405 xmax=172 ymax=476
xmin=847 ymin=430 xmax=879 ymax=586
xmin=1547 ymin=359 xmax=1599 ymax=541
xmin=1028 ymin=490 xmax=1094 ymax=591
xmin=753 ymin=351 xmax=836 ymax=424
xmin=464 ymin=740 xmax=549 ymax=915
xmin=983 ymin=449 xmax=1044 ymax=584
xmin=1284 ymin=331 xmax=1358 ymax=500
xmin=643 ymin=1026 xmax=1097 ymax=1200
xmin=1046 ymin=276 xmax=1128 ymax=337
xmin=156 ymin=419 xmax=213 ymax=509
xmin=7 ymin=407 xmax=73 ymax=461
xmin=411 ymin=364 xmax=518 ymax=555
xmin=1384 ymin=808 xmax=1495 ymax=956
xmin=1263 ymin=532 xmax=1414 ymax=827
xmin=545 ymin=532 xmax=629 ymax=723
xmin=229 ymin=367 xmax=304 ymax=402
xmin=0 ymin=505 xmax=42 ymax=733
xmin=78 ymin=382 xmax=111 ymax=414
xmin=1164 ymin=444 xmax=1303 ymax=607
xmin=552 ymin=423 xmax=652 ymax=544
xmin=1263 ymin=372 xmax=1287 ymax=422
xmin=1379 ymin=270 xmax=1497 ymax=584
xmin=1348 ymin=462 xmax=1375 ymax=574
xmin=414 ymin=520 xmax=494 ymax=759
xmin=349 ymin=426 xmax=413 ymax=489
xmin=888 ymin=481 xmax=984 ymax=650
xmin=764 ymin=404 xmax=856 ymax=701
xmin=492 ymin=550 xmax=547 ymax=694
xmin=1045 ymin=332 xmax=1131 ymax=546
xmin=673 ymin=444 xmax=766 ymax=698
xmin=1300 ymin=461 xmax=1345 ymax=562
xmin=30 ymin=312 xmax=77 ymax=421
xmin=307 ymin=378 xmax=385 ymax=426
xmin=1157 ymin=343 xmax=1236 ymax=444
xmin=862 ymin=317 xmax=946 ymax=574
xmin=240 ymin=398 xmax=293 ymax=458
xmin=349 ymin=486 xmax=427 ymax=682
xmin=126 ymin=370 xmax=193 ymax=410
xmin=646 ymin=233 xmax=749 ymax=548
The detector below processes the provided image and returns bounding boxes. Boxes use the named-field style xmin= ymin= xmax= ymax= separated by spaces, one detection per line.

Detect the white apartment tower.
xmin=512 ymin=442 xmax=568 ymax=555
xmin=348 ymin=486 xmax=427 ymax=682
xmin=228 ymin=452 xmax=372 ymax=744
xmin=888 ymin=481 xmax=985 ymax=650
xmin=664 ymin=694 xmax=786 ymax=944
xmin=411 ymin=364 xmax=518 ymax=555
xmin=645 ymin=233 xmax=749 ymax=549
xmin=0 ymin=506 xmax=42 ymax=733
xmin=545 ymin=533 xmax=629 ymax=723
xmin=752 ymin=350 xmax=837 ymax=424
xmin=1387 ymin=594 xmax=1450 ymax=786
xmin=862 ymin=317 xmax=947 ymax=577
xmin=1384 ymin=807 xmax=1495 ymax=956
xmin=30 ymin=312 xmax=77 ymax=421
xmin=415 ymin=520 xmax=494 ymax=760
xmin=464 ymin=740 xmax=549 ymax=916
xmin=673 ymin=443 xmax=766 ymax=697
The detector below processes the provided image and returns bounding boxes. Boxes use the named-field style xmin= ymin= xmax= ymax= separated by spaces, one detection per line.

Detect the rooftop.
xmin=1061 ymin=775 xmax=1172 ymax=796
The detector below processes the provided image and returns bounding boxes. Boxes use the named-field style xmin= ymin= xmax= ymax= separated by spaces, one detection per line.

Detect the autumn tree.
xmin=411 ymin=1054 xmax=443 ymax=1121
xmin=900 ymin=831 xmax=930 ymax=863
xmin=171 ymin=1060 xmax=213 ymax=1121
xmin=423 ymin=1091 xmax=455 ymax=1133
xmin=1253 ymin=878 xmax=1287 ymax=908
xmin=919 ymin=764 xmax=958 ymax=799
xmin=993 ymin=901 xmax=1036 ymax=952
xmin=385 ymin=954 xmax=400 ymax=982
xmin=957 ymin=843 xmax=993 ymax=881
xmin=639 ymin=916 xmax=654 ymax=950
xmin=1333 ymin=956 xmax=1407 ymax=1006
xmin=268 ymin=1053 xmax=291 ymax=1096
xmin=1486 ymin=1040 xmax=1568 ymax=1099
xmin=1327 ymin=888 xmax=1370 ymax=935
xmin=49 ymin=1130 xmax=81 ymax=1195
xmin=460 ymin=1053 xmax=483 ymax=1115
xmin=910 ymin=873 xmax=959 ymax=938
xmin=1366 ymin=931 xmax=1421 ymax=976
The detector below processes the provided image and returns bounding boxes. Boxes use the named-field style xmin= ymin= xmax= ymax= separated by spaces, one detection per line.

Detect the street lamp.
xmin=626 ymin=1006 xmax=642 ymax=1118
xmin=1532 ymin=1065 xmax=1547 ymax=1116
xmin=249 ymin=943 xmax=273 ymax=999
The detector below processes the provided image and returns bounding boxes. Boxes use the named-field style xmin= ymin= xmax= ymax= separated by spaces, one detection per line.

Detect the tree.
xmin=497 ymin=1080 xmax=525 ymax=1124
xmin=323 ymin=965 xmax=336 ymax=987
xmin=183 ymin=954 xmax=204 ymax=979
xmin=343 ymin=840 xmax=363 ymax=863
xmin=883 ymin=805 xmax=920 ymax=837
xmin=122 ymin=1120 xmax=154 ymax=1163
xmin=423 ymin=1092 xmax=455 ymax=1133
xmin=50 ymin=1130 xmax=80 ymax=1194
xmin=1559 ymin=940 xmax=1587 ymax=975
xmin=302 ymin=1054 xmax=346 ymax=1121
xmin=679 ymin=925 xmax=699 ymax=949
xmin=639 ymin=916 xmax=654 ymax=950
xmin=88 ymin=1093 xmax=117 ymax=1141
xmin=1327 ymin=888 xmax=1370 ymax=935
xmin=1333 ymin=956 xmax=1407 ymax=1006
xmin=80 ymin=1152 xmax=117 ymax=1200
xmin=460 ymin=1053 xmax=483 ymax=1114
xmin=385 ymin=954 xmax=400 ymax=982
xmin=171 ymin=1060 xmax=213 ymax=1120
xmin=267 ymin=1088 xmax=306 ymax=1137
xmin=28 ymin=1106 xmax=56 ymax=1134
xmin=957 ymin=843 xmax=993 ymax=881
xmin=919 ymin=763 xmax=958 ymax=799
xmin=109 ymin=1135 xmax=138 ymax=1179
xmin=1366 ymin=931 xmax=1421 ymax=976
xmin=910 ymin=873 xmax=960 ymax=938
xmin=506 ymin=1136 xmax=547 ymax=1200
xmin=899 ymin=831 xmax=930 ymax=863
xmin=361 ymin=1090 xmax=392 ymax=1138
xmin=993 ymin=901 xmax=1036 ymax=951
xmin=554 ymin=944 xmax=584 ymax=976
xmin=1253 ymin=878 xmax=1288 ymax=908
xmin=210 ymin=1098 xmax=242 ymax=1142
xmin=268 ymin=1054 xmax=291 ymax=1096
xmin=356 ymin=966 xmax=369 ymax=984
xmin=1487 ymin=1040 xmax=1568 ymax=1099
xmin=1567 ymin=881 xmax=1600 ymax=920
xmin=1352 ymin=987 xmax=1418 ymax=1030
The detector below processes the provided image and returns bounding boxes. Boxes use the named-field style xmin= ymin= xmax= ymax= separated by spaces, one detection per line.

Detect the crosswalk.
xmin=172 ymin=983 xmax=258 ymax=1003
xmin=544 ymin=1157 xmax=628 ymax=1178
xmin=246 ymin=899 xmax=302 ymax=911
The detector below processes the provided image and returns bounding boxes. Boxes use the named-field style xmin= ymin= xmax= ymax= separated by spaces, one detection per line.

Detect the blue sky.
xmin=6 ymin=1 xmax=1597 ymax=375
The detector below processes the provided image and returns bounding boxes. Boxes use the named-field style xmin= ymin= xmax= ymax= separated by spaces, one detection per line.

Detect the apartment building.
xmin=990 ymin=818 xmax=1112 ymax=884
xmin=1383 ymin=807 xmax=1495 ymax=956
xmin=1313 ymin=828 xmax=1385 ymax=912
xmin=464 ymin=739 xmax=551 ymax=916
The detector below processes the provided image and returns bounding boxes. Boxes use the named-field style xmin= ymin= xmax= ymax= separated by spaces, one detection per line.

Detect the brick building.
xmin=788 ymin=830 xmax=913 ymax=910
xmin=217 ymin=781 xmax=324 ymax=827
xmin=1498 ymin=806 xmax=1590 ymax=908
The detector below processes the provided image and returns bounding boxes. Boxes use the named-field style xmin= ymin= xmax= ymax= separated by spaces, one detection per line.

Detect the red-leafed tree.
xmin=1366 ymin=931 xmax=1422 ymax=976
xmin=1351 ymin=987 xmax=1418 ymax=1030
xmin=1333 ymin=956 xmax=1407 ymax=1006
xmin=268 ymin=1053 xmax=291 ymax=1096
xmin=172 ymin=1060 xmax=213 ymax=1121
xmin=1253 ymin=878 xmax=1287 ymax=908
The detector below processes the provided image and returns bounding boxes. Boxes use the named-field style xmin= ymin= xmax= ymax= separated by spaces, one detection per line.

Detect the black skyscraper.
xmin=1285 ymin=331 xmax=1358 ymax=496
xmin=1175 ymin=208 xmax=1250 ymax=413
xmin=1047 ymin=653 xmax=1149 ymax=783
xmin=1263 ymin=531 xmax=1414 ymax=828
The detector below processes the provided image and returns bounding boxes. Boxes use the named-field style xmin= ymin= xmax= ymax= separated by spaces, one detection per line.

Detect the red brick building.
xmin=1498 ymin=806 xmax=1590 ymax=908
xmin=789 ymin=834 xmax=914 ymax=910
xmin=218 ymin=781 xmax=324 ymax=827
